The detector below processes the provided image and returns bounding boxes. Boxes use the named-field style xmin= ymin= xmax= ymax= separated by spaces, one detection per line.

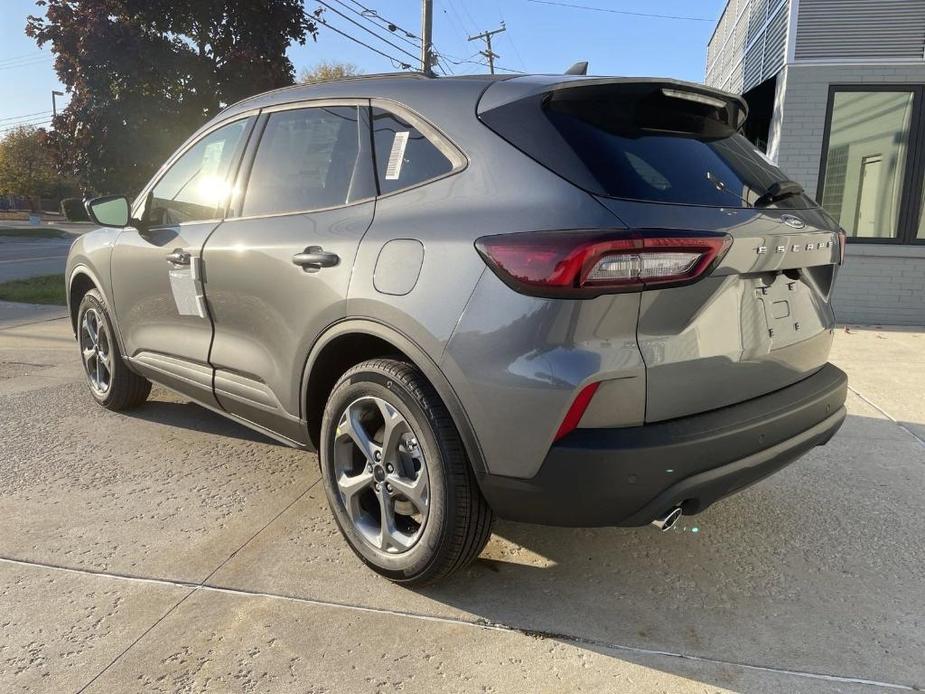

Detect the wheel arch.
xmin=301 ymin=319 xmax=487 ymax=475
xmin=67 ymin=266 xmax=104 ymax=335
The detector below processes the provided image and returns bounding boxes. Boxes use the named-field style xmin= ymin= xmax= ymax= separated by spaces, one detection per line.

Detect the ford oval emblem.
xmin=781 ymin=215 xmax=806 ymax=230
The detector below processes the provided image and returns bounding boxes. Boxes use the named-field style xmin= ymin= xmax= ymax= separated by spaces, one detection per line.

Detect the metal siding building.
xmin=706 ymin=0 xmax=925 ymax=326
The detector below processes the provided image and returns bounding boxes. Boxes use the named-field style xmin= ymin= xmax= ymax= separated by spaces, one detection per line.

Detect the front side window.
xmin=242 ymin=106 xmax=361 ymax=217
xmin=147 ymin=119 xmax=249 ymax=225
xmin=371 ymin=108 xmax=453 ymax=195
xmin=820 ymin=91 xmax=915 ymax=239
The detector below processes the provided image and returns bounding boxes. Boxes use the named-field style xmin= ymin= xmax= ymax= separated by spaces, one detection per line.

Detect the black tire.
xmin=77 ymin=289 xmax=151 ymax=411
xmin=320 ymin=358 xmax=493 ymax=585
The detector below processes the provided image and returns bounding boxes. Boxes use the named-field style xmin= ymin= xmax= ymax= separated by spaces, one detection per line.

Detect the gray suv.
xmin=68 ymin=74 xmax=848 ymax=584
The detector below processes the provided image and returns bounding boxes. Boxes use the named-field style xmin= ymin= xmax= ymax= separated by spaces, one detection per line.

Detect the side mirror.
xmin=85 ymin=195 xmax=131 ymax=228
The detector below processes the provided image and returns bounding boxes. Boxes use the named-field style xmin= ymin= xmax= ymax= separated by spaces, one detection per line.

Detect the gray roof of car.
xmin=217 ymin=72 xmax=742 ymax=119
xmin=217 ymin=73 xmax=510 ymax=120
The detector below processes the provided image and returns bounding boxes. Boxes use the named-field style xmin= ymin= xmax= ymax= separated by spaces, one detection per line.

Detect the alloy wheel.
xmin=332 ymin=396 xmax=430 ymax=554
xmin=79 ymin=307 xmax=112 ymax=395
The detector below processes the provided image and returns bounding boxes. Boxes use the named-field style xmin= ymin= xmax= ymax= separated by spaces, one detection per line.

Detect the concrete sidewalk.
xmin=0 ymin=319 xmax=922 ymax=693
xmin=0 ymin=300 xmax=67 ymax=330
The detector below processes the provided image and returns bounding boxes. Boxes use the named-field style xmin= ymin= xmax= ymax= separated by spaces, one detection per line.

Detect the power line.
xmin=0 ymin=50 xmax=45 ymax=64
xmin=455 ymin=0 xmax=481 ymax=35
xmin=314 ymin=2 xmax=420 ymax=63
xmin=441 ymin=54 xmax=523 ymax=74
xmin=476 ymin=62 xmax=522 ymax=74
xmin=342 ymin=0 xmax=419 ymax=39
xmin=0 ymin=118 xmax=53 ymax=134
xmin=0 ymin=114 xmax=56 ymax=129
xmin=311 ymin=14 xmax=414 ymax=69
xmin=0 ymin=54 xmax=47 ymax=68
xmin=328 ymin=0 xmax=420 ymax=50
xmin=0 ymin=109 xmax=53 ymax=124
xmin=0 ymin=57 xmax=53 ymax=71
xmin=439 ymin=1 xmax=469 ymax=43
xmin=526 ymin=0 xmax=714 ymax=22
xmin=446 ymin=0 xmax=477 ymax=36
xmin=467 ymin=23 xmax=506 ymax=75
xmin=494 ymin=3 xmax=528 ymax=71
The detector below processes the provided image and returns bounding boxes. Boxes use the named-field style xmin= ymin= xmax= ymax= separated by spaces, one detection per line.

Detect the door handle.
xmin=292 ymin=246 xmax=339 ymax=272
xmin=166 ymin=249 xmax=191 ymax=266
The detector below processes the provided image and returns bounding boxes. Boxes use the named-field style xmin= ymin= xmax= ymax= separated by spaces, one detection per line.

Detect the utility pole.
xmin=420 ymin=0 xmax=434 ymax=76
xmin=51 ymin=90 xmax=64 ymax=117
xmin=467 ymin=23 xmax=505 ymax=75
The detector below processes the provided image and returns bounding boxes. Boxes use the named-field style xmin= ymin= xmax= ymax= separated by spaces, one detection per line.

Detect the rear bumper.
xmin=478 ymin=363 xmax=848 ymax=527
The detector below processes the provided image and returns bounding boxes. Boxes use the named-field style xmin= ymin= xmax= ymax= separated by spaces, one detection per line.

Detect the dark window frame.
xmin=226 ymin=98 xmax=466 ymax=220
xmin=816 ymin=83 xmax=925 ymax=245
xmin=228 ymin=99 xmax=377 ymax=221
xmin=131 ymin=113 xmax=257 ymax=228
xmin=368 ymin=98 xmax=468 ymax=199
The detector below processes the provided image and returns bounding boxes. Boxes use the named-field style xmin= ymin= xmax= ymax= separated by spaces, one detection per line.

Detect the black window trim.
xmin=228 ymin=98 xmax=376 ymax=221
xmin=224 ymin=97 xmax=468 ymax=222
xmin=816 ymin=83 xmax=925 ymax=246
xmin=131 ymin=111 xmax=259 ymax=228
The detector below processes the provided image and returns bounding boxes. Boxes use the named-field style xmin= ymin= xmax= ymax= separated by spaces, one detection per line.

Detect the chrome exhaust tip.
xmin=651 ymin=506 xmax=682 ymax=532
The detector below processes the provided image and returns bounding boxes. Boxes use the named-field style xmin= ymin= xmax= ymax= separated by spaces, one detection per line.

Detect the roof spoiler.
xmin=478 ymin=77 xmax=749 ymax=131
xmin=565 ymin=61 xmax=588 ymax=75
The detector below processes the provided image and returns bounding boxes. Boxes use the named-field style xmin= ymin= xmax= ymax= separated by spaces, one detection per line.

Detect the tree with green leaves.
xmin=26 ymin=0 xmax=317 ymax=195
xmin=300 ymin=60 xmax=361 ymax=84
xmin=0 ymin=126 xmax=60 ymax=211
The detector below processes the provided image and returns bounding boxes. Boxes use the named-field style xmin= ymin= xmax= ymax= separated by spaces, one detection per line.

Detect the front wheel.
xmin=319 ymin=358 xmax=493 ymax=585
xmin=77 ymin=289 xmax=151 ymax=411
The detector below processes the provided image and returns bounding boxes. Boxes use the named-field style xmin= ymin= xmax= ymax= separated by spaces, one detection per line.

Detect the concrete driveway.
xmin=0 ymin=315 xmax=922 ymax=693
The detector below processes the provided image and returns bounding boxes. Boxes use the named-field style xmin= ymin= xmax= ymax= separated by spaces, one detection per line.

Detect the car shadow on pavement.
xmin=412 ymin=415 xmax=924 ymax=690
xmin=125 ymin=399 xmax=280 ymax=445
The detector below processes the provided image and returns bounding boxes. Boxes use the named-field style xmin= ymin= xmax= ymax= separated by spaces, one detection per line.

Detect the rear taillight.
xmin=475 ymin=230 xmax=732 ymax=298
xmin=836 ymin=228 xmax=847 ymax=265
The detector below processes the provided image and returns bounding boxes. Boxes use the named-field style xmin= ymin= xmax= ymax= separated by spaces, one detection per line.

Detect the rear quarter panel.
xmin=348 ymin=83 xmax=644 ymax=478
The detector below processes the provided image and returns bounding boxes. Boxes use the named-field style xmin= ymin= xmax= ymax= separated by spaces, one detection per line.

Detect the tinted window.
xmin=148 ymin=119 xmax=249 ymax=225
xmin=372 ymin=108 xmax=452 ymax=194
xmin=242 ymin=107 xmax=360 ymax=217
xmin=482 ymin=84 xmax=814 ymax=209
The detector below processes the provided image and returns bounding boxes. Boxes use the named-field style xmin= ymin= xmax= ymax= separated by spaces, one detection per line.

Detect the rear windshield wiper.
xmin=755 ymin=180 xmax=804 ymax=208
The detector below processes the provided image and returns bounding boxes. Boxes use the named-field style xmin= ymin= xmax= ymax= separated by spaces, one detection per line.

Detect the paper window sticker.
xmin=385 ymin=131 xmax=410 ymax=181
xmin=201 ymin=141 xmax=225 ymax=176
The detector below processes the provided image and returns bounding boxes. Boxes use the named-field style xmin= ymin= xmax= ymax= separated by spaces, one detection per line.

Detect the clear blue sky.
xmin=1 ymin=0 xmax=726 ymax=133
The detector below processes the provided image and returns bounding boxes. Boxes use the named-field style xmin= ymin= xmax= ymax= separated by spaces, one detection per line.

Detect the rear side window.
xmin=371 ymin=107 xmax=452 ymax=194
xmin=481 ymin=84 xmax=814 ymax=209
xmin=242 ymin=106 xmax=360 ymax=217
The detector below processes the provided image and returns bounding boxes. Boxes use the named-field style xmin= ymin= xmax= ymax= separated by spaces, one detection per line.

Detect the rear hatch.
xmin=479 ymin=77 xmax=843 ymax=422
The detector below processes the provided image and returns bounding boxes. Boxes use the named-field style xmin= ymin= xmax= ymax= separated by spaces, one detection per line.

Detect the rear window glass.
xmin=482 ymin=84 xmax=814 ymax=209
xmin=371 ymin=108 xmax=453 ymax=194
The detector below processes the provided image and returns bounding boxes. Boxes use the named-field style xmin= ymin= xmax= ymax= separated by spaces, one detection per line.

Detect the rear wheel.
xmin=77 ymin=289 xmax=151 ymax=410
xmin=320 ymin=358 xmax=493 ymax=584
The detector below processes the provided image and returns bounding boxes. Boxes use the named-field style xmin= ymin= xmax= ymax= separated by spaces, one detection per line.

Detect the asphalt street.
xmin=0 ymin=235 xmax=73 ymax=282
xmin=0 ymin=314 xmax=922 ymax=693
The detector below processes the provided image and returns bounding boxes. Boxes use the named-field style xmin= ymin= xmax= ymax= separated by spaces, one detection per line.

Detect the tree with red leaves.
xmin=26 ymin=0 xmax=317 ymax=194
